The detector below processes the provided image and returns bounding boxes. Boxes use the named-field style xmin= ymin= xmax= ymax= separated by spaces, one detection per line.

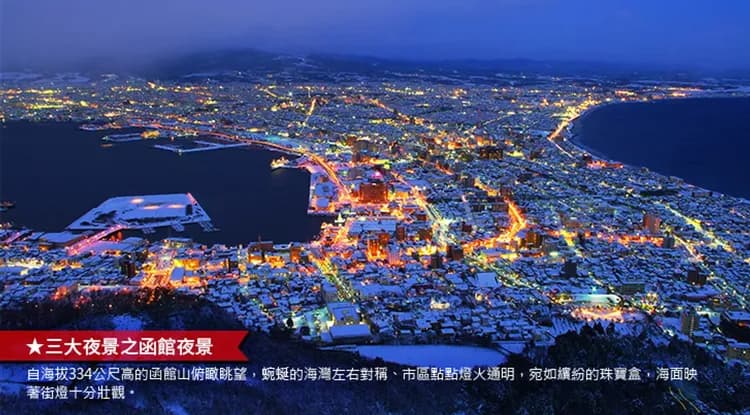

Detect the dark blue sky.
xmin=2 ymin=0 xmax=749 ymax=69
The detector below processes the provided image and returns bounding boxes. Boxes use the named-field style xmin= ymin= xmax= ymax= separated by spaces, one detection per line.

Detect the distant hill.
xmin=142 ymin=49 xmax=698 ymax=80
xmin=4 ymin=48 xmax=749 ymax=82
xmin=143 ymin=49 xmax=750 ymax=83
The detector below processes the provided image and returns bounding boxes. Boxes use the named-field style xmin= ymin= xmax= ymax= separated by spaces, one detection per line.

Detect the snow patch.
xmin=112 ymin=314 xmax=144 ymax=330
xmin=355 ymin=345 xmax=507 ymax=367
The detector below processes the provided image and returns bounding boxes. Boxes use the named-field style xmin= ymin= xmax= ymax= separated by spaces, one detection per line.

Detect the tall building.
xmin=478 ymin=146 xmax=503 ymax=160
xmin=246 ymin=241 xmax=271 ymax=263
xmin=119 ymin=256 xmax=137 ymax=278
xmin=561 ymin=259 xmax=578 ymax=278
xmin=387 ymin=246 xmax=401 ymax=266
xmin=224 ymin=258 xmax=237 ymax=272
xmin=430 ymin=253 xmax=443 ymax=269
xmin=418 ymin=227 xmax=432 ymax=241
xmin=447 ymin=245 xmax=464 ymax=261
xmin=395 ymin=225 xmax=406 ymax=241
xmin=643 ymin=213 xmax=662 ymax=234
xmin=366 ymin=238 xmax=382 ymax=259
xmin=523 ymin=230 xmax=544 ymax=249
xmin=377 ymin=232 xmax=390 ymax=247
xmin=663 ymin=233 xmax=676 ymax=249
xmin=352 ymin=137 xmax=377 ymax=162
xmin=687 ymin=268 xmax=707 ymax=286
xmin=290 ymin=244 xmax=302 ymax=263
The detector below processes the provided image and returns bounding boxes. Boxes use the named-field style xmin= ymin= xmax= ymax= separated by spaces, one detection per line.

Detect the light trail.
xmin=301 ymin=97 xmax=318 ymax=129
xmin=66 ymin=224 xmax=126 ymax=256
xmin=660 ymin=205 xmax=747 ymax=308
xmin=546 ymin=99 xmax=600 ymax=159
xmin=546 ymin=119 xmax=575 ymax=158
xmin=660 ymin=202 xmax=734 ymax=253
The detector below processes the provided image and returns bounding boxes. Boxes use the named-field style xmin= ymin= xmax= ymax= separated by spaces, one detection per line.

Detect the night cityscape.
xmin=1 ymin=1 xmax=750 ymax=414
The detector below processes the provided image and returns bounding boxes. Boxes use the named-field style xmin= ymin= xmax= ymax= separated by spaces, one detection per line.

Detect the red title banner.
xmin=0 ymin=331 xmax=248 ymax=362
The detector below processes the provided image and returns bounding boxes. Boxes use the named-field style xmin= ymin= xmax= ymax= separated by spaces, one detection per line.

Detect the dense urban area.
xmin=1 ymin=63 xmax=750 ymax=412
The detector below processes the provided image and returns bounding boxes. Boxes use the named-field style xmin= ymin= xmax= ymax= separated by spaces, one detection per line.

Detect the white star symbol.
xmin=27 ymin=338 xmax=43 ymax=355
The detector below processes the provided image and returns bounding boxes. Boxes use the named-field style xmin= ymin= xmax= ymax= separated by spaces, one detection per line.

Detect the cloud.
xmin=1 ymin=0 xmax=748 ymax=70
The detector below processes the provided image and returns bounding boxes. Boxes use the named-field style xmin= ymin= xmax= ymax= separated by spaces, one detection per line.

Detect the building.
xmin=474 ymin=272 xmax=500 ymax=288
xmin=170 ymin=267 xmax=186 ymax=286
xmin=430 ymin=253 xmax=443 ymax=269
xmin=687 ymin=269 xmax=707 ymax=286
xmin=618 ymin=280 xmax=645 ymax=296
xmin=289 ymin=244 xmax=302 ymax=263
xmin=417 ymin=227 xmax=432 ymax=241
xmin=366 ymin=238 xmax=383 ymax=259
xmin=119 ymin=255 xmax=137 ymax=278
xmin=327 ymin=302 xmax=361 ymax=325
xmin=37 ymin=232 xmax=87 ymax=250
xmin=522 ymin=230 xmax=544 ymax=249
xmin=663 ymin=233 xmax=676 ymax=249
xmin=387 ymin=246 xmax=401 ymax=266
xmin=478 ymin=146 xmax=503 ymax=160
xmin=352 ymin=137 xmax=377 ymax=162
xmin=722 ymin=311 xmax=750 ymax=328
xmin=726 ymin=342 xmax=750 ymax=361
xmin=248 ymin=240 xmax=274 ymax=252
xmin=395 ymin=225 xmax=406 ymax=241
xmin=447 ymin=245 xmax=464 ymax=261
xmin=681 ymin=308 xmax=699 ymax=337
xmin=561 ymin=260 xmax=578 ymax=278
xmin=328 ymin=324 xmax=372 ymax=343
xmin=377 ymin=232 xmax=390 ymax=247
xmin=321 ymin=282 xmax=339 ymax=303
xmin=248 ymin=240 xmax=274 ymax=262
xmin=358 ymin=180 xmax=388 ymax=204
xmin=643 ymin=213 xmax=662 ymax=234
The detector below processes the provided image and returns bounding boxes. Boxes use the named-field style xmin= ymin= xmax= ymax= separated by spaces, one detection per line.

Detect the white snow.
xmin=497 ymin=341 xmax=526 ymax=355
xmin=0 ymin=72 xmax=41 ymax=81
xmin=112 ymin=314 xmax=144 ymax=330
xmin=0 ymin=365 xmax=27 ymax=395
xmin=355 ymin=345 xmax=507 ymax=367
xmin=163 ymin=401 xmax=190 ymax=415
xmin=67 ymin=193 xmax=211 ymax=230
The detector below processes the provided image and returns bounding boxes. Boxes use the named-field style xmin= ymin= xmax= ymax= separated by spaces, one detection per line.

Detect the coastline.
xmin=567 ymin=93 xmax=750 ymax=157
xmin=566 ymin=99 xmax=640 ymax=162
xmin=129 ymin=121 xmax=344 ymax=217
xmin=0 ymin=120 xmax=329 ymax=244
xmin=563 ymin=95 xmax=750 ymax=201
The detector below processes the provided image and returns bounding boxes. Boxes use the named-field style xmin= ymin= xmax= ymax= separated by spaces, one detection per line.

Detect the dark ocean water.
xmin=575 ymin=97 xmax=750 ymax=200
xmin=0 ymin=121 xmax=328 ymax=245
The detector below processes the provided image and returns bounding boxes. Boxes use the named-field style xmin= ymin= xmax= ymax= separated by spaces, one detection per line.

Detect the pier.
xmin=153 ymin=141 xmax=250 ymax=154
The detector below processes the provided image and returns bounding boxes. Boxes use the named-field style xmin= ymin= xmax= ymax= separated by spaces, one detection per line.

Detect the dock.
xmin=153 ymin=141 xmax=249 ymax=154
xmin=102 ymin=133 xmax=142 ymax=142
